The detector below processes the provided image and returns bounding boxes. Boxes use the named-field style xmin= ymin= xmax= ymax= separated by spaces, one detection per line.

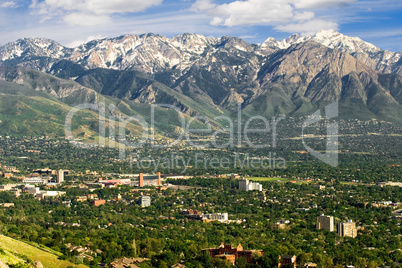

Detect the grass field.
xmin=0 ymin=235 xmax=88 ymax=268
xmin=248 ymin=177 xmax=291 ymax=182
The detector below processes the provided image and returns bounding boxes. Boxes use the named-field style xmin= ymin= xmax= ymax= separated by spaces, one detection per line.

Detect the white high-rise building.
xmin=238 ymin=179 xmax=263 ymax=191
xmin=239 ymin=179 xmax=248 ymax=190
xmin=57 ymin=169 xmax=64 ymax=184
xmin=337 ymin=220 xmax=358 ymax=238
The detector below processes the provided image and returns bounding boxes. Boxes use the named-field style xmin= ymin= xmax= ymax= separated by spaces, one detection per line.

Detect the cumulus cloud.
xmin=1 ymin=1 xmax=17 ymax=8
xmin=292 ymin=0 xmax=356 ymax=9
xmin=30 ymin=0 xmax=163 ymax=26
xmin=190 ymin=0 xmax=356 ymax=34
xmin=203 ymin=0 xmax=294 ymax=26
xmin=63 ymin=12 xmax=112 ymax=26
xmin=66 ymin=34 xmax=106 ymax=48
xmin=210 ymin=16 xmax=223 ymax=26
xmin=294 ymin=11 xmax=315 ymax=21
xmin=276 ymin=19 xmax=339 ymax=35
xmin=190 ymin=0 xmax=216 ymax=12
xmin=37 ymin=0 xmax=162 ymax=15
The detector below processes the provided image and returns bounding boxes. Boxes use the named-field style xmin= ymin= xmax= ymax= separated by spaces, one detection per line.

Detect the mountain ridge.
xmin=1 ymin=30 xmax=401 ymax=74
xmin=0 ymin=30 xmax=401 ymax=132
xmin=262 ymin=29 xmax=402 ymax=74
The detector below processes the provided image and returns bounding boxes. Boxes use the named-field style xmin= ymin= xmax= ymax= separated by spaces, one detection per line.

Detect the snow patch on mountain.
xmin=261 ymin=29 xmax=402 ymax=74
xmin=1 ymin=30 xmax=401 ymax=75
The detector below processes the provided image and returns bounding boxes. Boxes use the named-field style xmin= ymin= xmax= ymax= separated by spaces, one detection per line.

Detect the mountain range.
xmin=0 ymin=30 xmax=401 ymax=138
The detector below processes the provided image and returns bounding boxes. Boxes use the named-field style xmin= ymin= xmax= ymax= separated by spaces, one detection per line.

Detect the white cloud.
xmin=292 ymin=0 xmax=356 ymax=9
xmin=190 ymin=0 xmax=216 ymax=11
xmin=87 ymin=0 xmax=162 ymax=14
xmin=66 ymin=34 xmax=106 ymax=48
xmin=30 ymin=0 xmax=163 ymax=26
xmin=276 ymin=19 xmax=338 ymax=35
xmin=207 ymin=0 xmax=294 ymax=26
xmin=210 ymin=16 xmax=223 ymax=26
xmin=30 ymin=0 xmax=51 ymax=15
xmin=294 ymin=11 xmax=315 ymax=21
xmin=1 ymin=1 xmax=17 ymax=8
xmin=0 ymin=11 xmax=234 ymax=47
xmin=40 ymin=0 xmax=163 ymax=15
xmin=0 ymin=0 xmax=398 ymax=53
xmin=63 ymin=12 xmax=112 ymax=26
xmin=190 ymin=0 xmax=352 ymax=34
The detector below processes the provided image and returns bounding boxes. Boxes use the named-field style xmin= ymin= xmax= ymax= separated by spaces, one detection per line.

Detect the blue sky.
xmin=0 ymin=0 xmax=401 ymax=51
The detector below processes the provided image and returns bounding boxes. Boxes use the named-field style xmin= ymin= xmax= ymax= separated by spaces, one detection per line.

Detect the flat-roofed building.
xmin=137 ymin=173 xmax=162 ymax=187
xmin=139 ymin=195 xmax=151 ymax=207
xmin=202 ymin=213 xmax=228 ymax=222
xmin=0 ymin=203 xmax=14 ymax=207
xmin=23 ymin=177 xmax=47 ymax=185
xmin=35 ymin=191 xmax=66 ymax=200
xmin=92 ymin=199 xmax=106 ymax=206
xmin=238 ymin=179 xmax=263 ymax=191
xmin=3 ymin=173 xmax=13 ymax=178
xmin=337 ymin=220 xmax=358 ymax=238
xmin=278 ymin=255 xmax=297 ymax=268
xmin=202 ymin=243 xmax=263 ymax=265
xmin=0 ymin=184 xmax=18 ymax=191
xmin=316 ymin=214 xmax=334 ymax=232
xmin=25 ymin=187 xmax=40 ymax=195
xmin=57 ymin=169 xmax=64 ymax=184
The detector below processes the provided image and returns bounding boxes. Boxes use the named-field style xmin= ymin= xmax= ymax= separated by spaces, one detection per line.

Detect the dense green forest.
xmin=0 ymin=119 xmax=400 ymax=267
xmin=0 ymin=177 xmax=401 ymax=267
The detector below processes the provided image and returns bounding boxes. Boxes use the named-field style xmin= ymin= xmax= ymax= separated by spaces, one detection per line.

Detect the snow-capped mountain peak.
xmin=1 ymin=31 xmax=401 ymax=75
xmin=310 ymin=29 xmax=380 ymax=54
xmin=0 ymin=37 xmax=70 ymax=61
xmin=260 ymin=29 xmax=402 ymax=74
xmin=261 ymin=29 xmax=381 ymax=54
xmin=261 ymin=34 xmax=305 ymax=50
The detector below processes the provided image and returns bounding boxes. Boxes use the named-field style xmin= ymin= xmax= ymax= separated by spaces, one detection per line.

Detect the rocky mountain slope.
xmin=0 ymin=66 xmax=223 ymax=137
xmin=1 ymin=30 xmax=401 ymax=75
xmin=0 ymin=30 xmax=401 ymax=127
xmin=249 ymin=41 xmax=401 ymax=121
xmin=262 ymin=29 xmax=402 ymax=74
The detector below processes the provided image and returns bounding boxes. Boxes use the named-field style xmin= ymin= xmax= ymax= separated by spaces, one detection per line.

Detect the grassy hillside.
xmin=248 ymin=177 xmax=291 ymax=182
xmin=0 ymin=71 xmax=223 ymax=140
xmin=0 ymin=80 xmax=146 ymax=142
xmin=0 ymin=235 xmax=88 ymax=268
xmin=0 ymin=80 xmax=99 ymax=137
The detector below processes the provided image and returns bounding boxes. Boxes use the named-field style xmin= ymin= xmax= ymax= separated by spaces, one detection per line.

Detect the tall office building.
xmin=238 ymin=179 xmax=263 ymax=191
xmin=316 ymin=214 xmax=334 ymax=232
xmin=239 ymin=179 xmax=248 ymax=190
xmin=337 ymin=220 xmax=358 ymax=238
xmin=57 ymin=169 xmax=64 ymax=184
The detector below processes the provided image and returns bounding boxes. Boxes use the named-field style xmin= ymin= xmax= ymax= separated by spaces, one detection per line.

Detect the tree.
xmin=235 ymin=257 xmax=247 ymax=268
